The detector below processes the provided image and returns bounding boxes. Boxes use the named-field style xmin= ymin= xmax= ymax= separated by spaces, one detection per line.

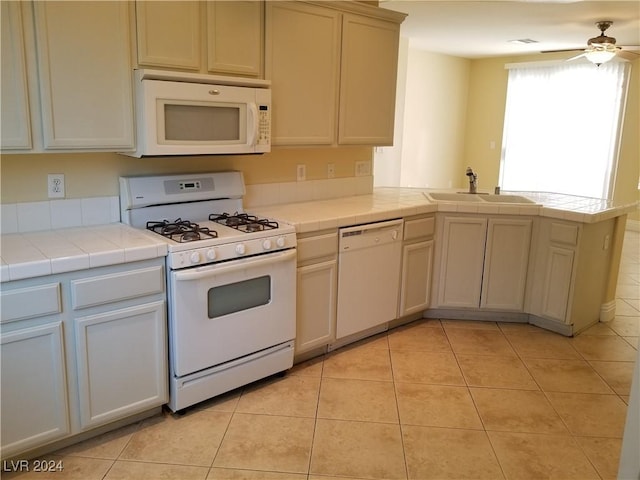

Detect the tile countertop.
xmin=0 ymin=223 xmax=168 ymax=283
xmin=1 ymin=189 xmax=636 ymax=283
xmin=251 ymin=188 xmax=639 ymax=233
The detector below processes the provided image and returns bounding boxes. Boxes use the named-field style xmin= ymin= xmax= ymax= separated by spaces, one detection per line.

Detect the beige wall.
xmin=464 ymin=53 xmax=640 ymax=220
xmin=400 ymin=49 xmax=470 ymax=188
xmin=374 ymin=46 xmax=471 ymax=188
xmin=0 ymin=146 xmax=372 ymax=204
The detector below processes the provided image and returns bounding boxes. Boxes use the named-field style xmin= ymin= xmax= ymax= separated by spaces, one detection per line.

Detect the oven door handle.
xmin=173 ymin=248 xmax=296 ymax=281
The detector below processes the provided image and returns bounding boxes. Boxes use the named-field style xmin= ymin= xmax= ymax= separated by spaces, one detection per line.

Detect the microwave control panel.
xmin=258 ymin=105 xmax=270 ymax=146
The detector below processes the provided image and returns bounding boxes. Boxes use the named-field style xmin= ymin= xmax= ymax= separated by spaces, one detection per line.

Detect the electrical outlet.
xmin=327 ymin=163 xmax=335 ymax=179
xmin=296 ymin=164 xmax=306 ymax=182
xmin=355 ymin=161 xmax=371 ymax=177
xmin=48 ymin=174 xmax=65 ymax=198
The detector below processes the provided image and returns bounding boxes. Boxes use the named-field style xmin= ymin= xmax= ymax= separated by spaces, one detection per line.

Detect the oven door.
xmin=168 ymin=249 xmax=296 ymax=378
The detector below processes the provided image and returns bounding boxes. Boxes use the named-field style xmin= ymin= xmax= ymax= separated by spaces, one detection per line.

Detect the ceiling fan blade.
xmin=618 ymin=50 xmax=640 ymax=61
xmin=541 ymin=48 xmax=584 ymax=54
xmin=566 ymin=52 xmax=586 ymax=61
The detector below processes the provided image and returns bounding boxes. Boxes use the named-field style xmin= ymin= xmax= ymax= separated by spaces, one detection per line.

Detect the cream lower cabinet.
xmin=295 ymin=230 xmax=338 ymax=354
xmin=0 ymin=259 xmax=167 ymax=459
xmin=74 ymin=301 xmax=167 ymax=430
xmin=399 ymin=215 xmax=435 ymax=316
xmin=1 ymin=322 xmax=69 ymax=458
xmin=435 ymin=215 xmax=532 ymax=311
xmin=481 ymin=217 xmax=532 ymax=310
xmin=436 ymin=216 xmax=487 ymax=308
xmin=540 ymin=245 xmax=575 ymax=321
xmin=526 ymin=217 xmax=615 ymax=333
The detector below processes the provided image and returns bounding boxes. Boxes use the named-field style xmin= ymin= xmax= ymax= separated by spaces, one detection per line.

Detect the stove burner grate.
xmin=147 ymin=219 xmax=218 ymax=243
xmin=209 ymin=213 xmax=279 ymax=233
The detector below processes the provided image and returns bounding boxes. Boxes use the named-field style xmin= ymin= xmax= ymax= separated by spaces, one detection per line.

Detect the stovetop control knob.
xmin=276 ymin=236 xmax=286 ymax=248
xmin=190 ymin=251 xmax=201 ymax=264
xmin=206 ymin=248 xmax=216 ymax=260
xmin=235 ymin=243 xmax=246 ymax=255
xmin=262 ymin=239 xmax=272 ymax=250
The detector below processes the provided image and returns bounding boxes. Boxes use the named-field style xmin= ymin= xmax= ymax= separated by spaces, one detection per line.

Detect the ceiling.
xmin=380 ymin=1 xmax=640 ymax=59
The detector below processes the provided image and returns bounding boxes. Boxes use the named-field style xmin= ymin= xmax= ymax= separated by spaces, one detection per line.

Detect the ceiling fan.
xmin=544 ymin=21 xmax=640 ymax=66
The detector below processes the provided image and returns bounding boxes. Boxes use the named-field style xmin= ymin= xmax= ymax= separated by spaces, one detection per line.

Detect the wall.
xmin=464 ymin=53 xmax=639 ymax=221
xmin=0 ymin=146 xmax=372 ymax=204
xmin=374 ymin=45 xmax=471 ymax=188
xmin=384 ymin=46 xmax=638 ymax=222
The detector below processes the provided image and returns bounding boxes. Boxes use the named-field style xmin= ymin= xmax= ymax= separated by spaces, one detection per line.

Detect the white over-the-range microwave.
xmin=123 ymin=69 xmax=271 ymax=157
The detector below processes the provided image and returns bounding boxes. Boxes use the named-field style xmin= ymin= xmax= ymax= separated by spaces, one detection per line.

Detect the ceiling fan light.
xmin=584 ymin=49 xmax=616 ymax=65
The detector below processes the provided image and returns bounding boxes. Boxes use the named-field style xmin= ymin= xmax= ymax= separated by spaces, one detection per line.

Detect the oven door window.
xmin=160 ymin=101 xmax=245 ymax=144
xmin=208 ymin=275 xmax=271 ymax=319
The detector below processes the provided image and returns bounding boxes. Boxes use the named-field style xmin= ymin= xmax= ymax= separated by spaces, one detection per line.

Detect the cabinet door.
xmin=207 ymin=1 xmax=263 ymax=77
xmin=34 ymin=1 xmax=134 ymax=149
xmin=541 ymin=246 xmax=575 ymax=323
xmin=1 ymin=322 xmax=69 ymax=458
xmin=437 ymin=217 xmax=487 ymax=308
xmin=266 ymin=2 xmax=340 ymax=145
xmin=296 ymin=259 xmax=337 ymax=353
xmin=135 ymin=1 xmax=201 ymax=70
xmin=338 ymin=14 xmax=400 ymax=145
xmin=481 ymin=219 xmax=532 ymax=311
xmin=399 ymin=240 xmax=434 ymax=316
xmin=1 ymin=2 xmax=31 ymax=150
xmin=74 ymin=301 xmax=167 ymax=429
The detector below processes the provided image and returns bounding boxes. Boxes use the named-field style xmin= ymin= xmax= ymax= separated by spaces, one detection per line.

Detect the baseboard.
xmin=600 ymin=300 xmax=617 ymax=322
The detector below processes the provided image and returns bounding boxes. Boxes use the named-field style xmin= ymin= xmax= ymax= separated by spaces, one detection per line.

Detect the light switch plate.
xmin=297 ymin=164 xmax=306 ymax=182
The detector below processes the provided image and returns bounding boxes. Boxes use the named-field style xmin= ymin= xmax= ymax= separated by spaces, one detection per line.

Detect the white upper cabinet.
xmin=1 ymin=2 xmax=32 ymax=150
xmin=266 ymin=1 xmax=405 ymax=146
xmin=34 ymin=1 xmax=134 ymax=150
xmin=135 ymin=0 xmax=264 ymax=77
xmin=338 ymin=13 xmax=400 ymax=145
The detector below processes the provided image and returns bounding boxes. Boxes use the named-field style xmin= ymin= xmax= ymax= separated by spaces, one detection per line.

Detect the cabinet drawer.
xmin=71 ymin=266 xmax=164 ymax=310
xmin=297 ymin=232 xmax=338 ymax=263
xmin=1 ymin=283 xmax=61 ymax=323
xmin=404 ymin=216 xmax=435 ymax=241
xmin=550 ymin=222 xmax=579 ymax=246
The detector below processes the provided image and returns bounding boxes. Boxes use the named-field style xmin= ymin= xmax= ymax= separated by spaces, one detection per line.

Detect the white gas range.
xmin=120 ymin=171 xmax=296 ymax=413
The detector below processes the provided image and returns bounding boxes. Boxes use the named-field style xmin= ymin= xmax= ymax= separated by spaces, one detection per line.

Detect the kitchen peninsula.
xmin=251 ymin=187 xmax=636 ymax=345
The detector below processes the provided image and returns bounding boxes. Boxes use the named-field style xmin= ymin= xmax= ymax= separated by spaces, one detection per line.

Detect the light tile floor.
xmin=6 ymin=231 xmax=639 ymax=480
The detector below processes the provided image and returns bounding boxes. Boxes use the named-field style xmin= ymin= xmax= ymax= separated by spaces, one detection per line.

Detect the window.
xmin=499 ymin=60 xmax=630 ymax=199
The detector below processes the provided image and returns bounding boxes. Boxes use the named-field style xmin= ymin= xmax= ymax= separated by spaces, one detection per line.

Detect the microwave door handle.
xmin=247 ymin=103 xmax=258 ymax=146
xmin=173 ymin=249 xmax=296 ymax=282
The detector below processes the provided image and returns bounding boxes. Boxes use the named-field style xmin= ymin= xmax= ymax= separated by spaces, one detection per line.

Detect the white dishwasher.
xmin=336 ymin=219 xmax=404 ymax=339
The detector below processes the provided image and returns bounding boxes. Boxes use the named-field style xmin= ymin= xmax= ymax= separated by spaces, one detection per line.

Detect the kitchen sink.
xmin=425 ymin=192 xmax=536 ymax=204
xmin=425 ymin=192 xmax=484 ymax=202
xmin=481 ymin=194 xmax=536 ymax=204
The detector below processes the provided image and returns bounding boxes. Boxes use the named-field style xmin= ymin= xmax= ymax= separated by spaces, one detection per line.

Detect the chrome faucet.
xmin=466 ymin=167 xmax=478 ymax=194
